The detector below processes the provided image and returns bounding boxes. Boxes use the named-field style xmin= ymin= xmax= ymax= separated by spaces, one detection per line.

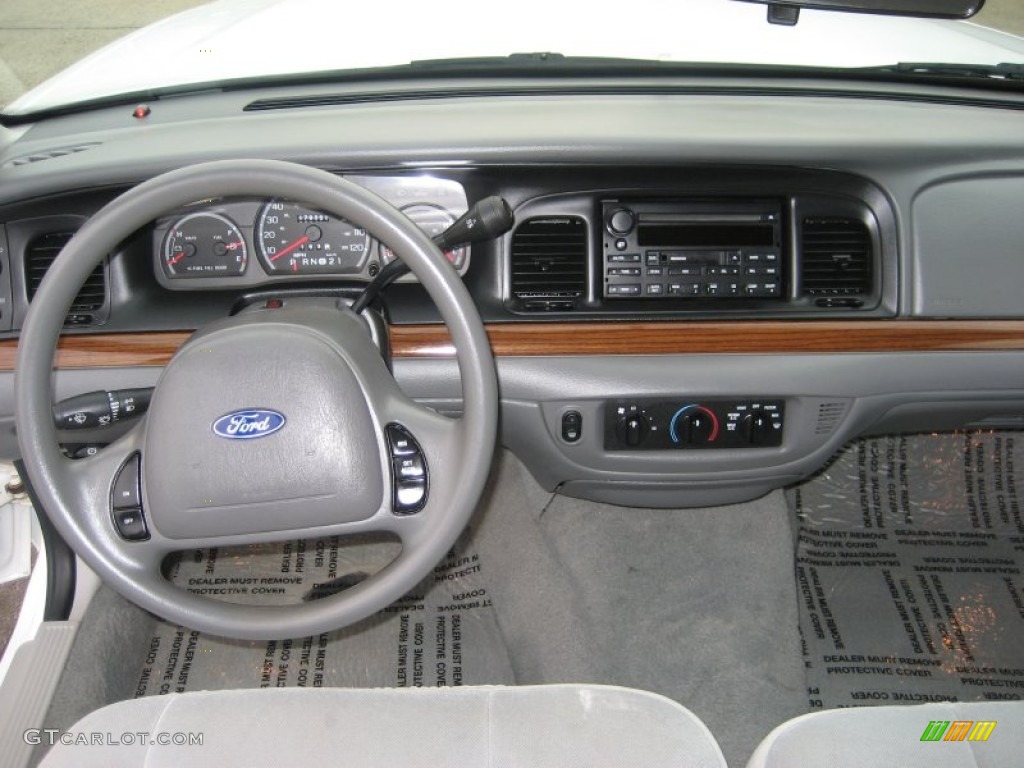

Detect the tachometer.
xmin=256 ymin=200 xmax=370 ymax=274
xmin=162 ymin=212 xmax=247 ymax=278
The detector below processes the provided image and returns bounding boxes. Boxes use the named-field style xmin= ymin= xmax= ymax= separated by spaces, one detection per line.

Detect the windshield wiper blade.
xmin=876 ymin=61 xmax=1024 ymax=81
xmin=409 ymin=52 xmax=673 ymax=71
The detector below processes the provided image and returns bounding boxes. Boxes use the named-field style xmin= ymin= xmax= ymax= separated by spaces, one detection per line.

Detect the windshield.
xmin=2 ymin=0 xmax=1024 ymax=117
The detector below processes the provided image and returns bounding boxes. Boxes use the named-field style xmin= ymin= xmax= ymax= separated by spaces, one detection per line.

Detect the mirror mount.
xmin=767 ymin=3 xmax=800 ymax=25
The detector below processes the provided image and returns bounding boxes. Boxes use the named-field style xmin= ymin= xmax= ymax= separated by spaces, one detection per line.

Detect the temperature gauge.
xmin=163 ymin=212 xmax=247 ymax=278
xmin=379 ymin=203 xmax=467 ymax=269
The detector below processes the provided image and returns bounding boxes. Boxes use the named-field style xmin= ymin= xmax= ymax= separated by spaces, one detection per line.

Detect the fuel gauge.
xmin=163 ymin=212 xmax=247 ymax=278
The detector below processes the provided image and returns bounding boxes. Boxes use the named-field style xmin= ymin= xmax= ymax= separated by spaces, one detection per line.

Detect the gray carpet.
xmin=471 ymin=453 xmax=807 ymax=767
xmin=42 ymin=449 xmax=807 ymax=767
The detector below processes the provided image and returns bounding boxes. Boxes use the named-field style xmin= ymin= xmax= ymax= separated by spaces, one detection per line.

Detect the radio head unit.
xmin=602 ymin=199 xmax=784 ymax=300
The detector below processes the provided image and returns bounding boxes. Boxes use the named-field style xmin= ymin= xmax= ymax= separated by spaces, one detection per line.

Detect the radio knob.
xmin=616 ymin=412 xmax=649 ymax=448
xmin=607 ymin=209 xmax=636 ymax=236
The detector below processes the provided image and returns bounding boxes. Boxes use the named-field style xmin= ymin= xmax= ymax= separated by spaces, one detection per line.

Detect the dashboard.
xmin=1 ymin=81 xmax=1023 ymax=507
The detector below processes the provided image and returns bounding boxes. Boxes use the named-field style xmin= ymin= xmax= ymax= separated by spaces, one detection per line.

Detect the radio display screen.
xmin=637 ymin=223 xmax=775 ymax=247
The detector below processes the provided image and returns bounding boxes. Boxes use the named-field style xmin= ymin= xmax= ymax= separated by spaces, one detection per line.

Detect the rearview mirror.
xmin=735 ymin=0 xmax=985 ymax=26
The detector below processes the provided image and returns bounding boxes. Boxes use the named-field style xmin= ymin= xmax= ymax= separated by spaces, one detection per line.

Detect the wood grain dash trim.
xmin=390 ymin=320 xmax=1024 ymax=357
xmin=0 ymin=332 xmax=192 ymax=371
xmin=0 ymin=320 xmax=1021 ymax=371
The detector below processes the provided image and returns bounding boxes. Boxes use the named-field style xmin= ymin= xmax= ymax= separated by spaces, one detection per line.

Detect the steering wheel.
xmin=14 ymin=160 xmax=498 ymax=640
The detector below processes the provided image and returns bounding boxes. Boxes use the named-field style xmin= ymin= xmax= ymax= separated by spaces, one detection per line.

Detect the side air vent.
xmin=814 ymin=401 xmax=849 ymax=436
xmin=800 ymin=217 xmax=872 ymax=299
xmin=5 ymin=142 xmax=100 ymax=168
xmin=509 ymin=216 xmax=587 ymax=311
xmin=25 ymin=232 xmax=108 ymax=325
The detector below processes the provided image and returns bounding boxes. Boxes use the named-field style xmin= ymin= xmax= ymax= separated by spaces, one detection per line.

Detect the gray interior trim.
xmin=0 ymin=348 xmax=1021 ymax=508
xmin=0 ymin=622 xmax=76 ymax=768
xmin=398 ymin=352 xmax=1024 ymax=505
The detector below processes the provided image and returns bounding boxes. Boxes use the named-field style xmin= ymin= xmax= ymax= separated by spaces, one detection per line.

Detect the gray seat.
xmin=747 ymin=701 xmax=1024 ymax=768
xmin=39 ymin=684 xmax=727 ymax=768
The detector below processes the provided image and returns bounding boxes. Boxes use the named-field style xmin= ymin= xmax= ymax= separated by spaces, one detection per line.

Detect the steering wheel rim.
xmin=14 ymin=159 xmax=498 ymax=640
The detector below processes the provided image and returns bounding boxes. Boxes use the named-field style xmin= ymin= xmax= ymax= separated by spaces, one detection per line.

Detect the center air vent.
xmin=25 ymin=232 xmax=108 ymax=325
xmin=800 ymin=217 xmax=872 ymax=298
xmin=509 ymin=216 xmax=587 ymax=311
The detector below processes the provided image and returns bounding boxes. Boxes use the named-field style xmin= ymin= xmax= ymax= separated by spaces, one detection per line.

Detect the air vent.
xmin=814 ymin=401 xmax=849 ymax=436
xmin=510 ymin=216 xmax=587 ymax=311
xmin=25 ymin=232 xmax=107 ymax=325
xmin=800 ymin=217 xmax=872 ymax=297
xmin=5 ymin=142 xmax=100 ymax=168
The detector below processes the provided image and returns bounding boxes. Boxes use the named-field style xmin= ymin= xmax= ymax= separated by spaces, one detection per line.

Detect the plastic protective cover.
xmin=789 ymin=431 xmax=1024 ymax=710
xmin=136 ymin=532 xmax=513 ymax=695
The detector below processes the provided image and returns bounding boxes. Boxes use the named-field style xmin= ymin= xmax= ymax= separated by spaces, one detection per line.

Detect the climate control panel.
xmin=604 ymin=398 xmax=784 ymax=450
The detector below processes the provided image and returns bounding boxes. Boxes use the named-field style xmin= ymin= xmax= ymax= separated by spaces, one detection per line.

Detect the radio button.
xmin=646 ymin=266 xmax=664 ymax=276
xmin=646 ymin=284 xmax=665 ymax=295
xmin=726 ymin=252 xmax=743 ymax=265
xmin=645 ymin=251 xmax=662 ymax=265
xmin=607 ymin=267 xmax=640 ymax=276
xmin=608 ymin=252 xmax=640 ymax=263
xmin=668 ymin=282 xmax=701 ymax=296
xmin=744 ymin=282 xmax=782 ymax=297
xmin=667 ymin=266 xmax=701 ymax=276
xmin=607 ymin=283 xmax=641 ymax=295
xmin=614 ymin=239 xmax=629 ymax=251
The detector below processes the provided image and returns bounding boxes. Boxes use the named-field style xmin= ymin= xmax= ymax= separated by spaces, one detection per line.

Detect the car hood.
xmin=7 ymin=0 xmax=1024 ymax=117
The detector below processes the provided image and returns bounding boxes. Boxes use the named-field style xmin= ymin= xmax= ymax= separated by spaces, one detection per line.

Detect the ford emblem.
xmin=212 ymin=409 xmax=286 ymax=440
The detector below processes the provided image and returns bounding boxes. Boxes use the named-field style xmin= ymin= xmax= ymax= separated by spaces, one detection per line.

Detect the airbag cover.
xmin=144 ymin=323 xmax=383 ymax=539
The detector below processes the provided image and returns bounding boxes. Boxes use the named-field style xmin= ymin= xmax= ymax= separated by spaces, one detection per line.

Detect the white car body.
xmin=8 ymin=0 xmax=1024 ymax=116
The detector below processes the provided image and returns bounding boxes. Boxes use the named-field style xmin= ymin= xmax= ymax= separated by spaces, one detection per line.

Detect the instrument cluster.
xmin=153 ymin=174 xmax=469 ymax=289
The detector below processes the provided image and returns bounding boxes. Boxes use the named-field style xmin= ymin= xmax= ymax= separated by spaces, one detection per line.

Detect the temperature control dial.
xmin=670 ymin=405 xmax=720 ymax=445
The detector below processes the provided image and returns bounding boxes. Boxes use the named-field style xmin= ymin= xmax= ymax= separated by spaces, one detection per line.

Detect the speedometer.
xmin=256 ymin=200 xmax=370 ymax=274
